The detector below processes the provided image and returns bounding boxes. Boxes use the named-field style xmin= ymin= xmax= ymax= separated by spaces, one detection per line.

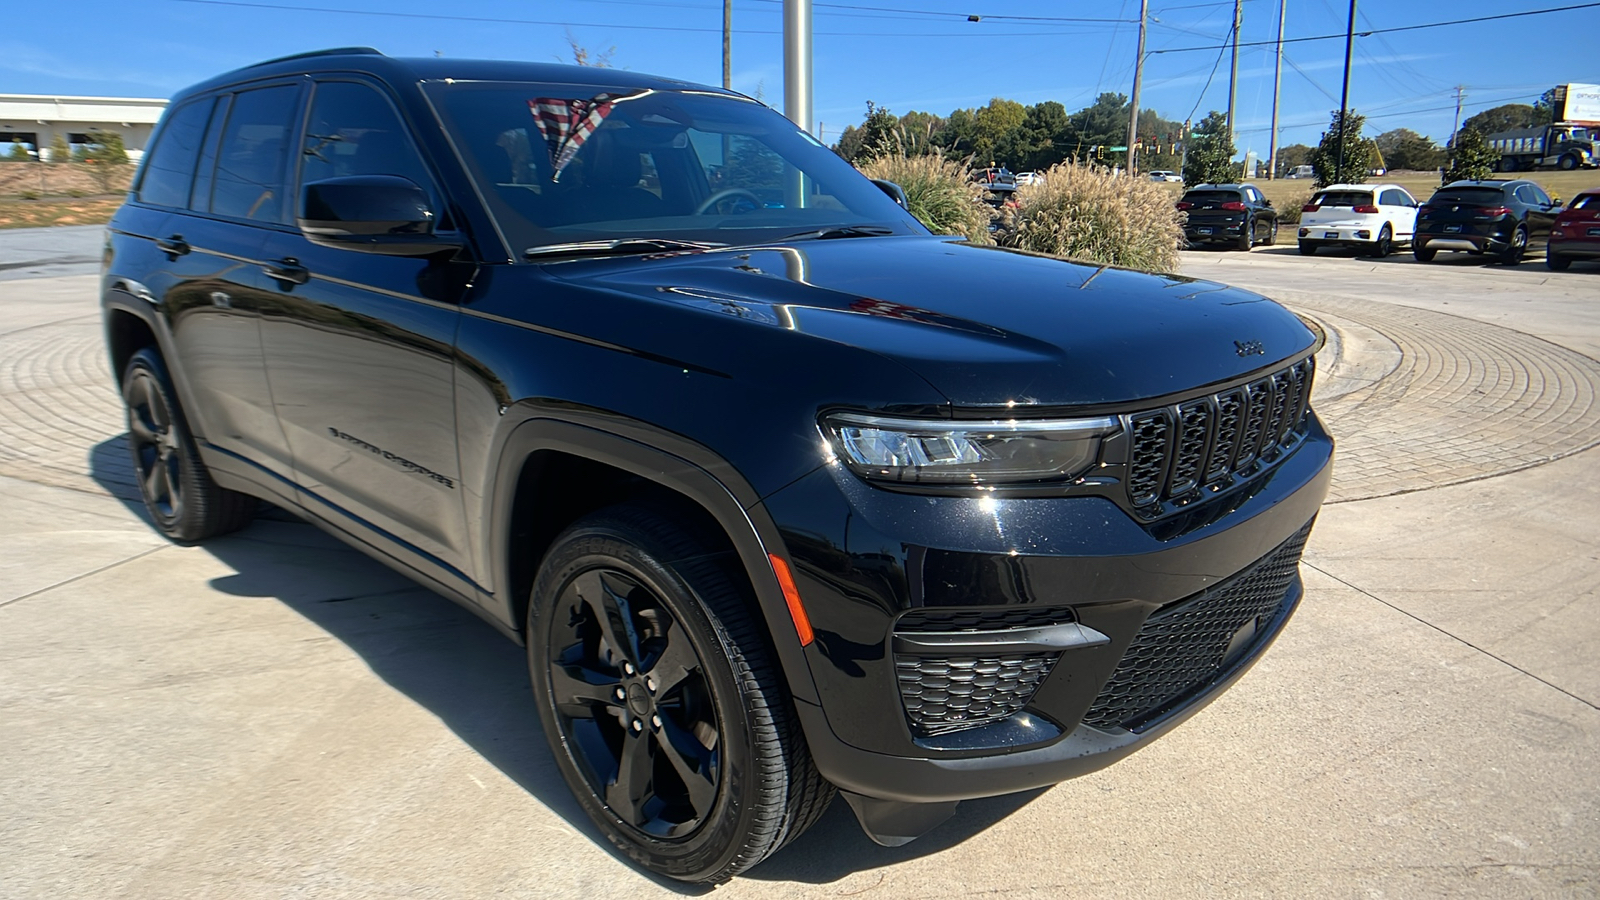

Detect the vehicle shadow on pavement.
xmin=87 ymin=436 xmax=1040 ymax=887
xmin=88 ymin=438 xmax=716 ymax=896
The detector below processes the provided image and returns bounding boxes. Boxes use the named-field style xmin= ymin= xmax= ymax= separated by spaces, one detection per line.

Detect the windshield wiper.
xmin=524 ymin=238 xmax=722 ymax=261
xmin=779 ymin=225 xmax=898 ymax=241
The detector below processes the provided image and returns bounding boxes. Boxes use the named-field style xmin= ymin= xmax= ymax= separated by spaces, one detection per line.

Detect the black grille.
xmin=1125 ymin=357 xmax=1314 ymax=510
xmin=898 ymin=605 xmax=1075 ymax=633
xmin=1080 ymin=523 xmax=1313 ymax=731
xmin=895 ymin=653 xmax=1056 ymax=735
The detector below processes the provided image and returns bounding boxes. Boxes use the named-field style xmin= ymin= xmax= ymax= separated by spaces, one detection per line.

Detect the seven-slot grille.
xmin=1124 ymin=357 xmax=1314 ymax=509
xmin=1080 ymin=522 xmax=1313 ymax=731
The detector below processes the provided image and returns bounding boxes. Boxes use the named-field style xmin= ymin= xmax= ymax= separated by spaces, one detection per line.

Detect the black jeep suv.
xmin=102 ymin=49 xmax=1332 ymax=883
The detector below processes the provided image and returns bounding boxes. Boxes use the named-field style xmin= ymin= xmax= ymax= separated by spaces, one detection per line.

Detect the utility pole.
xmin=1267 ymin=0 xmax=1285 ymax=179
xmin=1126 ymin=0 xmax=1149 ymax=178
xmin=1451 ymin=85 xmax=1466 ymax=142
xmin=1335 ymin=0 xmax=1356 ymax=184
xmin=1226 ymin=0 xmax=1241 ymax=144
xmin=722 ymin=0 xmax=732 ymax=90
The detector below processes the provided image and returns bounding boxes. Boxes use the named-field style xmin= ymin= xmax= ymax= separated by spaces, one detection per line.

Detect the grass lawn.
xmin=0 ymin=197 xmax=124 ymax=229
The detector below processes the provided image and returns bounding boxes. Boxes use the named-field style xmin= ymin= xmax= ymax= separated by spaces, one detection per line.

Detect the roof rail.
xmin=250 ymin=47 xmax=384 ymax=67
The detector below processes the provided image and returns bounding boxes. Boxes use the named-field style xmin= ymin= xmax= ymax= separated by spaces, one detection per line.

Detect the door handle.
xmin=263 ymin=258 xmax=310 ymax=286
xmin=156 ymin=235 xmax=190 ymax=258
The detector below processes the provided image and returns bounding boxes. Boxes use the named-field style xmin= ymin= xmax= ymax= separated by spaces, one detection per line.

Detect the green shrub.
xmin=66 ymin=189 xmax=88 ymax=198
xmin=19 ymin=190 xmax=41 ymax=200
xmin=857 ymin=152 xmax=994 ymax=244
xmin=1001 ymin=162 xmax=1184 ymax=273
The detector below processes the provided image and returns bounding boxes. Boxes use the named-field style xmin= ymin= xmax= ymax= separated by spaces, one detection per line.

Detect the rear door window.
xmin=209 ymin=84 xmax=301 ymax=223
xmin=137 ymin=98 xmax=214 ymax=209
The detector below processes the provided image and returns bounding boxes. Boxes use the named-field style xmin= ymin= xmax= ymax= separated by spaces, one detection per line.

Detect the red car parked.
xmin=1549 ymin=189 xmax=1600 ymax=270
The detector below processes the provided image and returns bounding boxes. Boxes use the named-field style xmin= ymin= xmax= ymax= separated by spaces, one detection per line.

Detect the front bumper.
xmin=761 ymin=412 xmax=1334 ymax=805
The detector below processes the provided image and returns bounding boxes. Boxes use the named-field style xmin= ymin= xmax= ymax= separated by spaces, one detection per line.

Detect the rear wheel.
xmin=1369 ymin=225 xmax=1393 ymax=258
xmin=528 ymin=505 xmax=833 ymax=883
xmin=1500 ymin=225 xmax=1528 ymax=266
xmin=121 ymin=348 xmax=256 ymax=542
xmin=1298 ymin=241 xmax=1317 ymax=256
xmin=1236 ymin=220 xmax=1254 ymax=251
xmin=1547 ymin=252 xmax=1571 ymax=271
xmin=1414 ymin=245 xmax=1437 ymax=262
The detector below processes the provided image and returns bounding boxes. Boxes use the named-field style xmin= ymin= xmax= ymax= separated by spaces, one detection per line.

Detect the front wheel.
xmin=1558 ymin=153 xmax=1579 ymax=171
xmin=121 ymin=348 xmax=256 ymax=542
xmin=528 ymin=505 xmax=833 ymax=883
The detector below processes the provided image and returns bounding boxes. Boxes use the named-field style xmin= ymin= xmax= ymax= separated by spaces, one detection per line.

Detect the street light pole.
xmin=1126 ymin=0 xmax=1149 ymax=178
xmin=783 ymin=0 xmax=813 ymax=135
xmin=723 ymin=0 xmax=732 ymax=90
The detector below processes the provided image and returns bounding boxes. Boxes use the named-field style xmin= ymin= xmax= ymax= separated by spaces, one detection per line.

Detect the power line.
xmin=167 ymin=0 xmax=1134 ymax=36
xmin=1149 ymin=2 xmax=1600 ymax=54
xmin=1182 ymin=14 xmax=1233 ymax=123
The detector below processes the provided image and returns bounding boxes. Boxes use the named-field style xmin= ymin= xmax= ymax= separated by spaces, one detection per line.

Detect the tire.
xmin=1558 ymin=153 xmax=1579 ymax=171
xmin=121 ymin=348 xmax=257 ymax=542
xmin=1267 ymin=219 xmax=1279 ymax=246
xmin=1500 ymin=225 xmax=1528 ymax=266
xmin=1497 ymin=157 xmax=1518 ymax=173
xmin=1298 ymin=241 xmax=1317 ymax=256
xmin=1369 ymin=224 xmax=1393 ymax=258
xmin=1236 ymin=220 xmax=1253 ymax=251
xmin=1414 ymin=245 xmax=1436 ymax=262
xmin=1547 ymin=252 xmax=1571 ymax=271
xmin=527 ymin=505 xmax=833 ymax=883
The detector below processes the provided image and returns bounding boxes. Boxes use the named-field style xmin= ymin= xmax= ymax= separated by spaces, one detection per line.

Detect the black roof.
xmin=174 ymin=47 xmax=735 ymax=102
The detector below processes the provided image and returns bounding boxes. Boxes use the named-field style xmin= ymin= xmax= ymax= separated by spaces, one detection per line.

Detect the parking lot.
xmin=2 ymin=228 xmax=1597 ymax=898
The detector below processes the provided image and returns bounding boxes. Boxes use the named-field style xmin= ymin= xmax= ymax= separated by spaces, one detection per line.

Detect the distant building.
xmin=0 ymin=93 xmax=169 ymax=161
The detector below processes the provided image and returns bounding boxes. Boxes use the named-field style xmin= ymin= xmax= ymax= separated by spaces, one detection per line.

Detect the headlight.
xmin=822 ymin=412 xmax=1118 ymax=485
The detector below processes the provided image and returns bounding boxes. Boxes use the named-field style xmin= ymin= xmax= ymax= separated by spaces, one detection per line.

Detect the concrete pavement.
xmin=1 ymin=239 xmax=1596 ymax=898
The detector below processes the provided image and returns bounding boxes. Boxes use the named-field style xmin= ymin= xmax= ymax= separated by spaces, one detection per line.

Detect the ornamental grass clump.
xmin=857 ymin=151 xmax=994 ymax=245
xmin=1002 ymin=162 xmax=1184 ymax=273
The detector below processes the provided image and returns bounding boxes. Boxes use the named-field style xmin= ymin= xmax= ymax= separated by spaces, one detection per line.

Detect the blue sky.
xmin=3 ymin=0 xmax=1595 ymax=152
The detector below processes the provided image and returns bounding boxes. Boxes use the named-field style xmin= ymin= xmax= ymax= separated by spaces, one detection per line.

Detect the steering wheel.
xmin=695 ymin=188 xmax=763 ymax=215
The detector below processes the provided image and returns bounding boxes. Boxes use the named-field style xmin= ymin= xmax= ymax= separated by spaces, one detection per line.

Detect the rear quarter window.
xmin=137 ymin=98 xmax=214 ymax=208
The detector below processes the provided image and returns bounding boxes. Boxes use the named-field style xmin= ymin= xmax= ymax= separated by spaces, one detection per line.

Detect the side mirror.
xmin=871 ymin=178 xmax=909 ymax=210
xmin=298 ymin=175 xmax=462 ymax=256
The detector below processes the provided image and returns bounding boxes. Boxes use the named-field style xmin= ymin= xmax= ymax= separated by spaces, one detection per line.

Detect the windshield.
xmin=424 ymin=80 xmax=924 ymax=255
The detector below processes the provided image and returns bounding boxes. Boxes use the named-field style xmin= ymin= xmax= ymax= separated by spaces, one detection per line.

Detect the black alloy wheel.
xmin=121 ymin=348 xmax=256 ymax=542
xmin=1414 ymin=244 xmax=1437 ymax=262
xmin=528 ymin=505 xmax=833 ymax=883
xmin=1500 ymin=225 xmax=1528 ymax=266
xmin=1267 ymin=219 xmax=1279 ymax=246
xmin=1237 ymin=219 xmax=1254 ymax=251
xmin=1370 ymin=224 xmax=1393 ymax=258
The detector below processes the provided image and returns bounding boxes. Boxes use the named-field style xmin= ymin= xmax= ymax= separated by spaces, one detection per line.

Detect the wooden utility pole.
xmin=1335 ymin=0 xmax=1356 ymax=183
xmin=1126 ymin=0 xmax=1149 ymax=177
xmin=723 ymin=0 xmax=732 ymax=90
xmin=1226 ymin=0 xmax=1241 ymax=143
xmin=1268 ymin=0 xmax=1285 ymax=179
xmin=1451 ymin=85 xmax=1466 ymax=141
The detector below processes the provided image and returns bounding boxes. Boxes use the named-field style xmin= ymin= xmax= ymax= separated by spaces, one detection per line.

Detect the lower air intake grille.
xmin=1080 ymin=522 xmax=1313 ymax=731
xmin=896 ymin=653 xmax=1056 ymax=735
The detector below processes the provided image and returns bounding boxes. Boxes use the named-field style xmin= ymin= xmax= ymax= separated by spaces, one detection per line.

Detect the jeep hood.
xmin=546 ymin=236 xmax=1320 ymax=410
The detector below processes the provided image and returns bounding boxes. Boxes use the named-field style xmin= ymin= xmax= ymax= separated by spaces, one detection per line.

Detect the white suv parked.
xmin=1297 ymin=183 xmax=1420 ymax=257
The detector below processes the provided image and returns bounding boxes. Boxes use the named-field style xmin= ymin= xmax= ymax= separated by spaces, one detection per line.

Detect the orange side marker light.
xmin=768 ymin=553 xmax=814 ymax=647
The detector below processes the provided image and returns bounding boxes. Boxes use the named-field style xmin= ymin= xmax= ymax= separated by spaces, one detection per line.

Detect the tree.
xmin=5 ymin=142 xmax=31 ymax=162
xmin=1183 ymin=111 xmax=1237 ymax=186
xmin=1309 ymin=109 xmax=1370 ymax=187
xmin=1274 ymin=143 xmax=1312 ymax=175
xmin=995 ymin=101 xmax=1075 ymax=172
xmin=1442 ymin=128 xmax=1497 ymax=184
xmin=1374 ymin=128 xmax=1444 ymax=172
xmin=895 ymin=110 xmax=946 ymax=157
xmin=73 ymin=130 xmax=130 ymax=192
xmin=831 ymin=124 xmax=863 ymax=162
xmin=1460 ymin=103 xmax=1538 ymax=138
xmin=852 ymin=101 xmax=899 ymax=163
xmin=48 ymin=133 xmax=70 ymax=163
xmin=564 ymin=29 xmax=614 ymax=67
xmin=1532 ymin=88 xmax=1560 ymax=125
